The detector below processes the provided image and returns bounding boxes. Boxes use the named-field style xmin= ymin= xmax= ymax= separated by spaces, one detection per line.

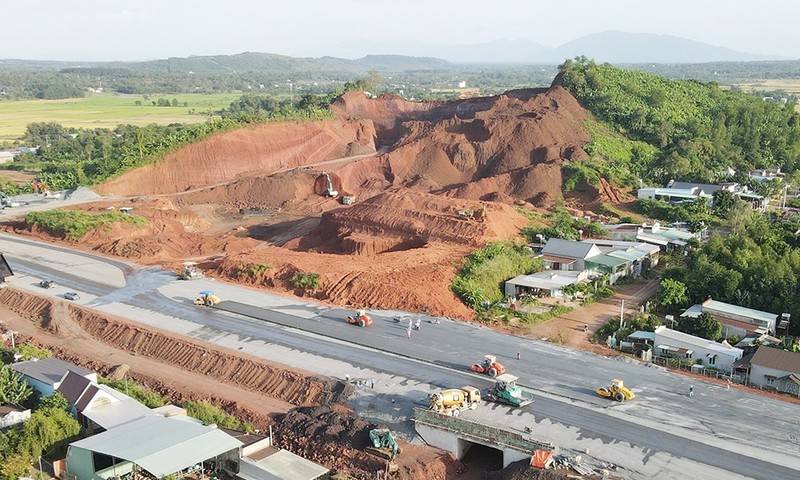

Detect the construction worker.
xmin=414 ymin=319 xmax=421 ymax=331
xmin=689 ymin=385 xmax=694 ymax=398
xmin=517 ymin=352 xmax=521 ymax=360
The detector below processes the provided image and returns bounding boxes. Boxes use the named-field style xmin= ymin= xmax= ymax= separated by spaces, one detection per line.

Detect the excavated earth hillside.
xmin=7 ymin=84 xmax=626 ymax=318
xmin=0 ymin=83 xmax=635 ymax=479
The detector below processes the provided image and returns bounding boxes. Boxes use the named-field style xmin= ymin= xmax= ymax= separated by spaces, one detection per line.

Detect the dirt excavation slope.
xmin=381 ymin=86 xmax=591 ymax=206
xmin=292 ymin=190 xmax=529 ymax=254
xmin=34 ymin=85 xmax=613 ymax=318
xmin=96 ymin=119 xmax=378 ymax=196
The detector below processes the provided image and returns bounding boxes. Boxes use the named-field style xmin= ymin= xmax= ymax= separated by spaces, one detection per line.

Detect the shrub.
xmin=452 ymin=241 xmax=543 ymax=310
xmin=549 ymin=331 xmax=567 ymax=345
xmin=291 ymin=272 xmax=320 ymax=291
xmin=14 ymin=343 xmax=52 ymax=362
xmin=99 ymin=378 xmax=165 ymax=408
xmin=26 ymin=209 xmax=148 ymax=239
xmin=183 ymin=400 xmax=252 ymax=432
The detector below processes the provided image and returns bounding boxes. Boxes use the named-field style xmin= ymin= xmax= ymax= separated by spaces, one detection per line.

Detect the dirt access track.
xmin=5 ymin=81 xmax=631 ymax=321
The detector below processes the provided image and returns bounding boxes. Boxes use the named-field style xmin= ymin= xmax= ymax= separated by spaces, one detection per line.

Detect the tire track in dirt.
xmin=0 ymin=288 xmax=345 ymax=407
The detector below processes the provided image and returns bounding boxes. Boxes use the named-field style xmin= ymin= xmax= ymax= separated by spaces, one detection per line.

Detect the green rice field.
xmin=0 ymin=93 xmax=243 ymax=141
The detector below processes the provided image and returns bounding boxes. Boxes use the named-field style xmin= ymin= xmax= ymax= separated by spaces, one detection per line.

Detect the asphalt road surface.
xmin=1 ymin=233 xmax=798 ymax=480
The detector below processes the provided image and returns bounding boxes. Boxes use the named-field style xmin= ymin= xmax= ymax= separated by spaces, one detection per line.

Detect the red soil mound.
xmin=21 ymin=84 xmax=620 ymax=316
xmin=291 ymin=189 xmax=528 ymax=255
xmin=95 ymin=119 xmax=377 ymax=196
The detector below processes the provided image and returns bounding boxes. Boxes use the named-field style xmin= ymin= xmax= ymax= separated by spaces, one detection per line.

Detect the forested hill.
xmin=557 ymin=58 xmax=800 ymax=186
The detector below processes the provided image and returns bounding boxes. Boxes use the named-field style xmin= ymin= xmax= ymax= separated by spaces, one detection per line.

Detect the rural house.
xmin=0 ymin=405 xmax=30 ymax=430
xmin=681 ymin=298 xmax=780 ymax=337
xmin=654 ymin=326 xmax=743 ymax=373
xmin=56 ymin=370 xmax=154 ymax=432
xmin=9 ymin=357 xmax=96 ymax=397
xmin=540 ymin=238 xmax=602 ymax=271
xmin=637 ymin=180 xmax=767 ymax=211
xmin=505 ymin=238 xmax=660 ymax=297
xmin=734 ymin=347 xmax=800 ymax=395
xmin=66 ymin=414 xmax=244 ymax=480
xmin=601 ymin=222 xmax=697 ymax=251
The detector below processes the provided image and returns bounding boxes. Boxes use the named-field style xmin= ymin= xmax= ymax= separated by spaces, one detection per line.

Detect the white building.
xmin=681 ymin=299 xmax=779 ymax=337
xmin=654 ymin=326 xmax=743 ymax=373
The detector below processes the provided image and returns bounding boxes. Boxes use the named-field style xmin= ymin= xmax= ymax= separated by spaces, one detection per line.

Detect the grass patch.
xmin=0 ymin=93 xmax=241 ymax=141
xmin=99 ymin=378 xmax=165 ymax=408
xmin=26 ymin=209 xmax=149 ymax=239
xmin=183 ymin=400 xmax=253 ymax=432
xmin=451 ymin=241 xmax=543 ymax=309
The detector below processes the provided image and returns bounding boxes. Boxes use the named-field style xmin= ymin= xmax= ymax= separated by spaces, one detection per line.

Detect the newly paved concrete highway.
xmin=1 ymin=232 xmax=798 ymax=479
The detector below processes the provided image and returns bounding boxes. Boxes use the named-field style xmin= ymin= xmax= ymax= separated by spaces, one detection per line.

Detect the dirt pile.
xmin=216 ymin=241 xmax=475 ymax=318
xmin=95 ymin=119 xmax=378 ymax=196
xmin=291 ymin=190 xmax=529 ymax=254
xmin=274 ymin=405 xmax=463 ymax=480
xmin=8 ymin=84 xmax=630 ymax=317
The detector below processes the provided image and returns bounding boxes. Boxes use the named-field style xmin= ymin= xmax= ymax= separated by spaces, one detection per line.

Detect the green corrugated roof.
xmin=607 ymin=250 xmax=645 ymax=262
xmin=586 ymin=254 xmax=629 ymax=268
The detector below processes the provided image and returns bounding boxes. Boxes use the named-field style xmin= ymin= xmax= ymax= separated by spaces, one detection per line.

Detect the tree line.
xmin=559 ymin=57 xmax=800 ymax=187
xmin=5 ymin=86 xmax=354 ymax=190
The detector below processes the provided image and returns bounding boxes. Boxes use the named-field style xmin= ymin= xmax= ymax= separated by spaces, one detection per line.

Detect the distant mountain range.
xmin=0 ymin=31 xmax=789 ymax=75
xmin=303 ymin=30 xmax=785 ymax=64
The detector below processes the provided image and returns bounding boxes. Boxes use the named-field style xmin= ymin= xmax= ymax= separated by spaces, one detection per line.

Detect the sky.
xmin=2 ymin=0 xmax=800 ymax=62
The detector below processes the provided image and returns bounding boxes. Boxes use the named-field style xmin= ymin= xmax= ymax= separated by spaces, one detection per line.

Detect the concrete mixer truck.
xmin=428 ymin=386 xmax=482 ymax=416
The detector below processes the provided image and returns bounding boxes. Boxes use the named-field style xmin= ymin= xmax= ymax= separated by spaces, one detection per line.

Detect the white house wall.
xmin=749 ymin=364 xmax=795 ymax=390
xmin=654 ymin=333 xmax=741 ymax=373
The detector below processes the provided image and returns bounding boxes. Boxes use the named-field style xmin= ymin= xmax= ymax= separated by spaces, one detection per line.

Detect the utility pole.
xmin=620 ymin=300 xmax=625 ymax=329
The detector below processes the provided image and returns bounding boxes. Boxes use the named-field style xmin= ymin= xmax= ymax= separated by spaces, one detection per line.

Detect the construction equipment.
xmin=345 ymin=309 xmax=373 ymax=327
xmin=485 ymin=374 xmax=534 ymax=407
xmin=0 ymin=191 xmax=20 ymax=209
xmin=428 ymin=386 xmax=481 ymax=416
xmin=365 ymin=428 xmax=401 ymax=461
xmin=194 ymin=290 xmax=221 ymax=306
xmin=323 ymin=172 xmax=338 ymax=198
xmin=178 ymin=262 xmax=204 ymax=280
xmin=470 ymin=354 xmax=506 ymax=378
xmin=596 ymin=378 xmax=635 ymax=402
xmin=39 ymin=279 xmax=56 ymax=289
xmin=31 ymin=180 xmax=59 ymax=198
xmin=0 ymin=253 xmax=13 ymax=283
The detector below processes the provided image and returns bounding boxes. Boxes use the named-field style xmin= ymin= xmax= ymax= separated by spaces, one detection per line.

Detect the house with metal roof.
xmin=583 ymin=239 xmax=661 ymax=274
xmin=56 ymin=371 xmax=154 ymax=432
xmin=66 ymin=415 xmax=243 ymax=480
xmin=541 ymin=238 xmax=601 ymax=271
xmin=681 ymin=298 xmax=779 ymax=337
xmin=638 ymin=181 xmax=767 ymax=211
xmin=733 ymin=346 xmax=800 ymax=395
xmin=601 ymin=223 xmax=698 ymax=251
xmin=585 ymin=253 xmax=629 ymax=284
xmin=654 ymin=326 xmax=743 ymax=373
xmin=10 ymin=357 xmax=96 ymax=397
xmin=238 ymin=434 xmax=330 ymax=480
xmin=504 ymin=270 xmax=589 ymax=298
xmin=0 ymin=404 xmax=30 ymax=429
